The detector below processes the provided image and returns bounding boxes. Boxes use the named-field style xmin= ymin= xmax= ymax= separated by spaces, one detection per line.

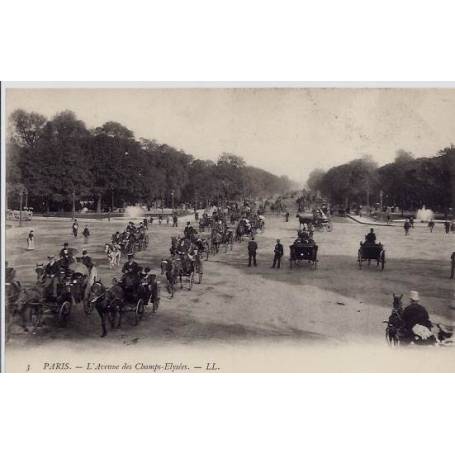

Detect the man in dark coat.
xmin=365 ymin=228 xmax=376 ymax=244
xmin=248 ymin=237 xmax=258 ymax=267
xmin=44 ymin=255 xmax=60 ymax=297
xmin=122 ymin=253 xmax=140 ymax=275
xmin=81 ymin=250 xmax=94 ymax=270
xmin=400 ymin=291 xmax=432 ymax=342
xmin=272 ymin=239 xmax=284 ymax=269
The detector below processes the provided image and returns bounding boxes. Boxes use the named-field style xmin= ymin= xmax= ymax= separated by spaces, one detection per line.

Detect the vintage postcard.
xmin=2 ymin=84 xmax=454 ymax=372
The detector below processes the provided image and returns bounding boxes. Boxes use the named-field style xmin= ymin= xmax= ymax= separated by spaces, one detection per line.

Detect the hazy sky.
xmin=6 ymin=87 xmax=455 ymax=184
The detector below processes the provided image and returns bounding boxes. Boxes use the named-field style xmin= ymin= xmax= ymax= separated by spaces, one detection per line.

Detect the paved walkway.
xmin=346 ymin=214 xmax=392 ymax=226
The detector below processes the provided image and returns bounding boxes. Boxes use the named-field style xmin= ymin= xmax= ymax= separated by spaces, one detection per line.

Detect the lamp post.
xmin=72 ymin=189 xmax=76 ymax=220
xmin=110 ymin=183 xmax=115 ymax=212
xmin=19 ymin=187 xmax=24 ymax=227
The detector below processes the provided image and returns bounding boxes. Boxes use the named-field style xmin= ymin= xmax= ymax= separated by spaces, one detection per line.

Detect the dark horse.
xmin=161 ymin=256 xmax=180 ymax=297
xmin=88 ymin=280 xmax=125 ymax=337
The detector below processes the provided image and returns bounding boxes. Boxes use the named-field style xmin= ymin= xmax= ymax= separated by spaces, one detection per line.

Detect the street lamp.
xmin=19 ymin=187 xmax=24 ymax=227
xmin=72 ymin=189 xmax=76 ymax=220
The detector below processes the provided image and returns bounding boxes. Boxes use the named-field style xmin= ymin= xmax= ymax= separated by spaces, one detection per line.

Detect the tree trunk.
xmin=97 ymin=193 xmax=102 ymax=213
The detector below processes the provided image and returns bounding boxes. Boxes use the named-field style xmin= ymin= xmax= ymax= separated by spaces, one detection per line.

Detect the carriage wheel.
xmin=357 ymin=251 xmax=362 ymax=269
xmin=380 ymin=251 xmax=385 ymax=271
xmin=135 ymin=299 xmax=145 ymax=325
xmin=57 ymin=300 xmax=71 ymax=327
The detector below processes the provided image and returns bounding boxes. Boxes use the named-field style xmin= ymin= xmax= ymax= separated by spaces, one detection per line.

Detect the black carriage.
xmin=289 ymin=241 xmax=318 ymax=269
xmin=119 ymin=274 xmax=159 ymax=325
xmin=357 ymin=243 xmax=385 ymax=270
xmin=30 ymin=275 xmax=74 ymax=329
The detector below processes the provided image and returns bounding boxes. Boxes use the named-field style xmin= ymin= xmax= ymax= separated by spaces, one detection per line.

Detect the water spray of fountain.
xmin=124 ymin=205 xmax=146 ymax=219
xmin=416 ymin=205 xmax=434 ymax=222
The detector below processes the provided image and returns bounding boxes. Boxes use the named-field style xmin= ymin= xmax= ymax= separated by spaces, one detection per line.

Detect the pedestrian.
xmin=26 ymin=230 xmax=35 ymax=250
xmin=158 ymin=214 xmax=162 ymax=225
xmin=444 ymin=219 xmax=450 ymax=234
xmin=404 ymin=218 xmax=411 ymax=236
xmin=82 ymin=225 xmax=90 ymax=243
xmin=386 ymin=213 xmax=391 ymax=225
xmin=143 ymin=218 xmax=148 ymax=229
xmin=410 ymin=216 xmax=415 ymax=228
xmin=172 ymin=213 xmax=178 ymax=227
xmin=285 ymin=212 xmax=289 ymax=222
xmin=247 ymin=236 xmax=258 ymax=267
xmin=81 ymin=250 xmax=94 ymax=270
xmin=428 ymin=219 xmax=435 ymax=232
xmin=72 ymin=219 xmax=79 ymax=238
xmin=272 ymin=239 xmax=283 ymax=269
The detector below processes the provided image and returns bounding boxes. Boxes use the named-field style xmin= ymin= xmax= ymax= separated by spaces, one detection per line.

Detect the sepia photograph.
xmin=2 ymin=85 xmax=455 ymax=372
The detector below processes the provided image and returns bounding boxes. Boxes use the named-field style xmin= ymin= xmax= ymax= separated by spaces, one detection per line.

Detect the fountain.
xmin=416 ymin=205 xmax=434 ymax=223
xmin=124 ymin=205 xmax=146 ymax=219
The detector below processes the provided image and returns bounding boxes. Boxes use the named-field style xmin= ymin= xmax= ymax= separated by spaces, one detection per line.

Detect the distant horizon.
xmin=6 ymin=87 xmax=455 ymax=185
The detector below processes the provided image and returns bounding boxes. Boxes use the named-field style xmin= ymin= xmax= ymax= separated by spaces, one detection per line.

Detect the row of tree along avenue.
xmin=306 ymin=149 xmax=455 ymax=215
xmin=7 ymin=110 xmax=295 ymax=213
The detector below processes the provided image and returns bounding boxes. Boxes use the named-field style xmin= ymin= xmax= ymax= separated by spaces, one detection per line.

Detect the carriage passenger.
xmin=59 ymin=243 xmax=74 ymax=268
xmin=365 ymin=228 xmax=376 ymax=245
xmin=122 ymin=253 xmax=140 ymax=275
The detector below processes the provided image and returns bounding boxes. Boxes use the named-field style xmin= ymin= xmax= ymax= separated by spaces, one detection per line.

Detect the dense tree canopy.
xmin=7 ymin=109 xmax=295 ymax=212
xmin=306 ymin=148 xmax=455 ymax=212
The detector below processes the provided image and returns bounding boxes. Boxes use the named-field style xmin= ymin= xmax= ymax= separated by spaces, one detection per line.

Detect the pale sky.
xmin=6 ymin=87 xmax=455 ymax=184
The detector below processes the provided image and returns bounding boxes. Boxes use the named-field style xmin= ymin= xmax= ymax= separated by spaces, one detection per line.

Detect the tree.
xmin=9 ymin=109 xmax=47 ymax=149
xmin=307 ymin=168 xmax=326 ymax=193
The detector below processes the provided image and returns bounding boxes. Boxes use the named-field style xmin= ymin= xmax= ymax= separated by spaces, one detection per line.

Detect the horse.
xmin=221 ymin=229 xmax=234 ymax=252
xmin=384 ymin=293 xmax=404 ymax=345
xmin=210 ymin=231 xmax=223 ymax=254
xmin=88 ymin=280 xmax=125 ymax=337
xmin=161 ymin=257 xmax=180 ymax=297
xmin=105 ymin=243 xmax=121 ymax=268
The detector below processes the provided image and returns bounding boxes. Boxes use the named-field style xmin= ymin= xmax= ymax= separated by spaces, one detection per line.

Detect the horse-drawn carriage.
xmin=235 ymin=218 xmax=253 ymax=241
xmin=297 ymin=210 xmax=332 ymax=232
xmin=289 ymin=239 xmax=318 ymax=269
xmin=198 ymin=215 xmax=213 ymax=232
xmin=161 ymin=253 xmax=197 ymax=297
xmin=88 ymin=270 xmax=160 ymax=337
xmin=27 ymin=266 xmax=75 ymax=329
xmin=357 ymin=242 xmax=385 ymax=270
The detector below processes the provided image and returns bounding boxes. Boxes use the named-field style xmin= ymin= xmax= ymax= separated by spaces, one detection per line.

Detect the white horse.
xmin=105 ymin=243 xmax=121 ymax=268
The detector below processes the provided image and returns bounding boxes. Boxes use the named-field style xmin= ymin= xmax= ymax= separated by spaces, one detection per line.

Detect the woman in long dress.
xmin=26 ymin=230 xmax=35 ymax=250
